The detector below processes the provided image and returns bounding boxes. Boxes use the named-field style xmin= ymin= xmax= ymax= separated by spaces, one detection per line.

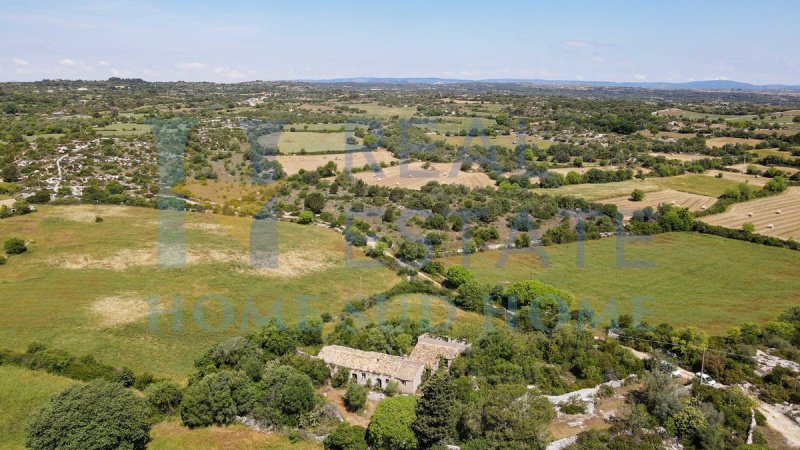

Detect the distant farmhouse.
xmin=317 ymin=333 xmax=470 ymax=395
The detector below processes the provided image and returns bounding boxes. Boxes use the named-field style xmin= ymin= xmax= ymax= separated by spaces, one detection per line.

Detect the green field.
xmin=258 ymin=131 xmax=362 ymax=154
xmin=94 ymin=123 xmax=153 ymax=136
xmin=149 ymin=420 xmax=321 ymax=450
xmin=438 ymin=233 xmax=800 ymax=334
xmin=0 ymin=205 xmax=398 ymax=381
xmin=0 ymin=365 xmax=79 ymax=450
xmin=414 ymin=117 xmax=496 ymax=134
xmin=752 ymin=148 xmax=800 ymax=161
xmin=342 ymin=102 xmax=418 ymax=118
xmin=546 ymin=174 xmax=741 ymax=200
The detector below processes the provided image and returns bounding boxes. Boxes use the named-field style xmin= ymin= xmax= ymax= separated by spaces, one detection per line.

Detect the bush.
xmin=27 ymin=380 xmax=151 ymax=450
xmin=395 ymin=239 xmax=427 ymax=262
xmin=456 ymin=280 xmax=490 ymax=311
xmin=630 ymin=189 xmax=645 ymax=201
xmin=444 ymin=265 xmax=474 ymax=288
xmin=0 ymin=255 xmax=6 ymax=265
xmin=145 ymin=380 xmax=183 ymax=415
xmin=324 ymin=423 xmax=368 ymax=450
xmin=297 ymin=210 xmax=314 ymax=224
xmin=4 ymin=237 xmax=27 ymax=255
xmin=560 ymin=400 xmax=587 ymax=415
xmin=344 ymin=382 xmax=368 ymax=412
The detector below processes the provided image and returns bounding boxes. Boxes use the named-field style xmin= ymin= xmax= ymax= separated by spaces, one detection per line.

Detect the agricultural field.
xmin=414 ymin=117 xmax=496 ymax=134
xmin=546 ymin=174 xmax=741 ymax=200
xmin=436 ymin=133 xmax=554 ymax=149
xmin=705 ymin=137 xmax=763 ymax=148
xmin=257 ymin=131 xmax=362 ymax=154
xmin=650 ymin=152 xmax=710 ymax=162
xmin=601 ymin=189 xmax=717 ymax=219
xmin=0 ymin=366 xmax=79 ymax=450
xmin=700 ymin=187 xmax=800 ymax=241
xmin=340 ymin=102 xmax=418 ymax=118
xmin=438 ymin=232 xmax=800 ymax=334
xmin=727 ymin=163 xmax=798 ymax=175
xmin=751 ymin=148 xmax=800 ymax=160
xmin=0 ymin=205 xmax=399 ymax=381
xmin=703 ymin=169 xmax=768 ymax=186
xmin=276 ymin=149 xmax=399 ymax=175
xmin=352 ymin=161 xmax=495 ymax=189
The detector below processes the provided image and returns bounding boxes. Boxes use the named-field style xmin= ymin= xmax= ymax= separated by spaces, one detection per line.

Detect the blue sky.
xmin=1 ymin=0 xmax=798 ymax=83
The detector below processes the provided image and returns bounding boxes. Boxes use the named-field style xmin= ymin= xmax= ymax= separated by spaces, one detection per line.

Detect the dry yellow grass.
xmin=276 ymin=149 xmax=399 ymax=175
xmin=651 ymin=152 xmax=710 ymax=162
xmin=353 ymin=161 xmax=495 ymax=190
xmin=601 ymin=189 xmax=717 ymax=219
xmin=703 ymin=170 xmax=768 ymax=186
xmin=706 ymin=137 xmax=763 ymax=148
xmin=700 ymin=187 xmax=800 ymax=241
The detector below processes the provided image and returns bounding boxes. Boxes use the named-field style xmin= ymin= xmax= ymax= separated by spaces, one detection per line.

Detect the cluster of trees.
xmin=539 ymin=168 xmax=634 ymax=188
xmin=627 ymin=204 xmax=695 ymax=235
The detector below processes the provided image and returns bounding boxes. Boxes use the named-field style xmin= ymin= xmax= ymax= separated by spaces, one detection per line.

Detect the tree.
xmin=344 ymin=382 xmax=368 ymax=412
xmin=764 ymin=176 xmax=789 ymax=193
xmin=253 ymin=365 xmax=316 ymax=426
xmin=4 ymin=237 xmax=27 ymax=255
xmin=324 ymin=423 xmax=368 ymax=450
xmin=456 ymin=280 xmax=489 ymax=311
xmin=395 ymin=239 xmax=427 ymax=262
xmin=304 ymin=192 xmax=326 ymax=213
xmin=412 ymin=375 xmax=456 ymax=447
xmin=742 ymin=222 xmax=756 ymax=234
xmin=180 ymin=370 xmax=253 ymax=427
xmin=367 ymin=396 xmax=418 ymax=450
xmin=27 ymin=380 xmax=151 ymax=450
xmin=481 ymin=384 xmax=555 ymax=448
xmin=630 ymin=189 xmax=645 ymax=201
xmin=515 ymin=232 xmax=531 ymax=248
xmin=444 ymin=265 xmax=474 ymax=288
xmin=332 ymin=368 xmax=350 ymax=388
xmin=145 ymin=380 xmax=184 ymax=415
xmin=1 ymin=164 xmax=19 ymax=182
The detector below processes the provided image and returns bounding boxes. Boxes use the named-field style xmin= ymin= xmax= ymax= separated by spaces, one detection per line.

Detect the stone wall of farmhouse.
xmin=329 ymin=364 xmax=421 ymax=395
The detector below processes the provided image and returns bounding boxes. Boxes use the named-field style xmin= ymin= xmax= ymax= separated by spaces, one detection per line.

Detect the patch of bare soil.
xmin=320 ymin=387 xmax=378 ymax=428
xmin=54 ymin=205 xmax=138 ymax=222
xmin=90 ymin=294 xmax=163 ymax=328
xmin=237 ymin=250 xmax=337 ymax=278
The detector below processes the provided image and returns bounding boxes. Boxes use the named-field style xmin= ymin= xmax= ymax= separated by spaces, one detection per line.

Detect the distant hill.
xmin=309 ymin=77 xmax=800 ymax=92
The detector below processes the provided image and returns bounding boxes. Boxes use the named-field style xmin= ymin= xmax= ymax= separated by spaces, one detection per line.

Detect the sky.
xmin=1 ymin=0 xmax=798 ymax=84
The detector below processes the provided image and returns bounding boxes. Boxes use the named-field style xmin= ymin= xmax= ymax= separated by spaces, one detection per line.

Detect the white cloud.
xmin=591 ymin=56 xmax=606 ymax=64
xmin=633 ymin=73 xmax=646 ymax=81
xmin=59 ymin=58 xmax=78 ymax=66
xmin=12 ymin=58 xmax=29 ymax=66
xmin=176 ymin=62 xmax=206 ymax=70
xmin=98 ymin=61 xmax=109 ymax=66
xmin=212 ymin=66 xmax=250 ymax=80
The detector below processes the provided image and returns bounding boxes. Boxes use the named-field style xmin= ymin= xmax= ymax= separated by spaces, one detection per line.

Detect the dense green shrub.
xmin=144 ymin=380 xmax=184 ymax=415
xmin=344 ymin=382 xmax=368 ymax=412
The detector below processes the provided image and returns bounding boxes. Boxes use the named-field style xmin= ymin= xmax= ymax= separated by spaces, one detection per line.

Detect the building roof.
xmin=408 ymin=334 xmax=471 ymax=368
xmin=409 ymin=341 xmax=463 ymax=368
xmin=318 ymin=345 xmax=424 ymax=381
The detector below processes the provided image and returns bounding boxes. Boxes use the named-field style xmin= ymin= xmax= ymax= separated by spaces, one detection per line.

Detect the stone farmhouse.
xmin=317 ymin=333 xmax=470 ymax=395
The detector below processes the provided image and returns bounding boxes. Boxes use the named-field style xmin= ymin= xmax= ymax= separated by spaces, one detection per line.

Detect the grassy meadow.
xmin=0 ymin=205 xmax=398 ymax=381
xmin=0 ymin=366 xmax=80 ymax=450
xmin=438 ymin=232 xmax=800 ymax=334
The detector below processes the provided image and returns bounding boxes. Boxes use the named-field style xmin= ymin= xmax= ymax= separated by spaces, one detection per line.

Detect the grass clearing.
xmin=149 ymin=420 xmax=321 ymax=450
xmin=601 ymin=189 xmax=717 ymax=218
xmin=0 ymin=365 xmax=79 ymax=450
xmin=258 ymin=131 xmax=361 ymax=154
xmin=0 ymin=205 xmax=399 ymax=381
xmin=94 ymin=123 xmax=153 ymax=136
xmin=276 ymin=149 xmax=399 ymax=175
xmin=438 ymin=233 xmax=800 ymax=334
xmin=341 ymin=102 xmax=418 ymax=118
